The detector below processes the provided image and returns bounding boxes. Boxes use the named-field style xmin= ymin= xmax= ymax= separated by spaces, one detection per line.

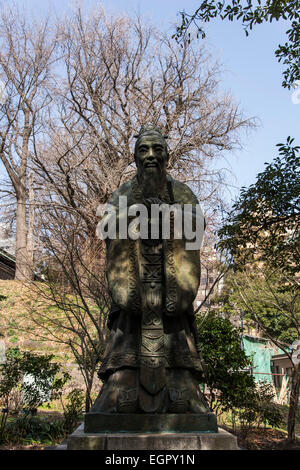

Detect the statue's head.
xmin=134 ymin=124 xmax=169 ymax=178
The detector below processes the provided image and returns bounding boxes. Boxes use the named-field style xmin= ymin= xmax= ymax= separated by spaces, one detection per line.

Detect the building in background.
xmin=241 ymin=334 xmax=283 ymax=384
xmin=241 ymin=334 xmax=296 ymax=404
xmin=0 ymin=248 xmax=15 ymax=280
xmin=271 ymin=353 xmax=293 ymax=390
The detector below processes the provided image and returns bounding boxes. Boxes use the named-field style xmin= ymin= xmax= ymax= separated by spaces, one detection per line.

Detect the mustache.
xmin=139 ymin=164 xmax=165 ymax=180
xmin=143 ymin=159 xmax=161 ymax=167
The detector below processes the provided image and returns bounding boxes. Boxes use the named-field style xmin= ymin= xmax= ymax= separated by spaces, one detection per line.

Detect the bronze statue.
xmin=91 ymin=124 xmax=210 ymax=418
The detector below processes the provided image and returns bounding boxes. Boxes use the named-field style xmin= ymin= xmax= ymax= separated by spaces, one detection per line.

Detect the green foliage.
xmin=20 ymin=351 xmax=70 ymax=412
xmin=235 ymin=381 xmax=283 ymax=439
xmin=216 ymin=138 xmax=299 ymax=442
xmin=216 ymin=138 xmax=300 ymax=350
xmin=197 ymin=311 xmax=256 ymax=413
xmin=0 ymin=348 xmax=23 ymax=410
xmin=222 ymin=269 xmax=299 ymax=345
xmin=215 ymin=138 xmax=299 ymax=346
xmin=0 ymin=348 xmax=73 ymax=445
xmin=218 ymin=138 xmax=300 ymax=278
xmin=197 ymin=312 xmax=283 ymax=435
xmin=174 ymin=0 xmax=300 ymax=89
xmin=255 ymin=382 xmax=283 ymax=429
xmin=61 ymin=388 xmax=84 ymax=434
xmin=0 ymin=387 xmax=85 ymax=446
xmin=0 ymin=347 xmax=70 ymax=413
xmin=4 ymin=416 xmax=65 ymax=445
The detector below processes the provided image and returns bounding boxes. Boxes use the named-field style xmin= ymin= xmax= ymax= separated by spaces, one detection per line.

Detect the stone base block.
xmin=67 ymin=424 xmax=239 ymax=450
xmin=84 ymin=412 xmax=217 ymax=433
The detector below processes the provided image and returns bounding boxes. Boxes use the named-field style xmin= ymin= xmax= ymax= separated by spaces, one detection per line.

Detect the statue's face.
xmin=135 ymin=134 xmax=168 ymax=177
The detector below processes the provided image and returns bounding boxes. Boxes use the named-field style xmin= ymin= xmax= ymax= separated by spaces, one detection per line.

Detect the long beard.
xmin=139 ymin=167 xmax=166 ymax=198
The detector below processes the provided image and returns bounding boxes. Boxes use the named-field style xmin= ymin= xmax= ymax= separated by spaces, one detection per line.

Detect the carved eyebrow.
xmin=139 ymin=143 xmax=163 ymax=148
xmin=138 ymin=142 xmax=164 ymax=151
xmin=138 ymin=144 xmax=149 ymax=149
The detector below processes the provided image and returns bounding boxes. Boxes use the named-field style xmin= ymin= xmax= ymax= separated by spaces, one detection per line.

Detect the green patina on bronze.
xmin=89 ymin=124 xmax=215 ymax=427
xmin=104 ymin=174 xmax=200 ymax=318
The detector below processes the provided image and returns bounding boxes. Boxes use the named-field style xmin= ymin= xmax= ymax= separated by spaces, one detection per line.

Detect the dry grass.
xmin=0 ymin=279 xmax=102 ymax=359
xmin=0 ymin=279 xmax=75 ymax=360
xmin=222 ymin=426 xmax=300 ymax=450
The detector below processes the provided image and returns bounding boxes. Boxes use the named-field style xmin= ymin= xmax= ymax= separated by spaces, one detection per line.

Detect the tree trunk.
xmin=27 ymin=171 xmax=35 ymax=277
xmin=85 ymin=379 xmax=93 ymax=413
xmin=287 ymin=363 xmax=300 ymax=442
xmin=15 ymin=189 xmax=31 ymax=281
xmin=14 ymin=168 xmax=35 ymax=281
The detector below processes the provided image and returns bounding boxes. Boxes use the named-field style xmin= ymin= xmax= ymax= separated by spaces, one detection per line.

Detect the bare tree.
xmin=0 ymin=5 xmax=56 ymax=280
xmin=14 ymin=217 xmax=110 ymax=412
xmin=29 ymin=5 xmax=255 ymax=271
xmin=22 ymin=7 xmax=254 ymax=404
xmin=0 ymin=5 xmax=255 ymax=407
xmin=46 ymin=7 xmax=254 ymax=208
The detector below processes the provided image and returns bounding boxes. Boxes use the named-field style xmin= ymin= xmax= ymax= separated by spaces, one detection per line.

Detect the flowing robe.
xmin=98 ymin=174 xmax=205 ymax=383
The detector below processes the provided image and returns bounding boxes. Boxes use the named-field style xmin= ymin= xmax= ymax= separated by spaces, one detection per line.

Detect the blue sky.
xmin=4 ymin=0 xmax=300 ymax=199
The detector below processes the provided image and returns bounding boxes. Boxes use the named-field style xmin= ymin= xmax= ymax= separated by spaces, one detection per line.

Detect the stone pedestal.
xmin=67 ymin=423 xmax=239 ymax=450
xmin=84 ymin=412 xmax=217 ymax=433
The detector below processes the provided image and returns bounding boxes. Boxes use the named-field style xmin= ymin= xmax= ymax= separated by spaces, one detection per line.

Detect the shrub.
xmin=197 ymin=312 xmax=282 ymax=439
xmin=197 ymin=311 xmax=256 ymax=414
xmin=0 ymin=347 xmax=70 ymax=442
xmin=4 ymin=415 xmax=65 ymax=445
xmin=61 ymin=388 xmax=85 ymax=434
xmin=229 ymin=381 xmax=283 ymax=440
xmin=0 ymin=347 xmax=70 ymax=413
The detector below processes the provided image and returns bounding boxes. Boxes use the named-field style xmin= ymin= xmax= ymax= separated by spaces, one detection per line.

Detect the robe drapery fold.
xmin=98 ymin=174 xmax=203 ymax=380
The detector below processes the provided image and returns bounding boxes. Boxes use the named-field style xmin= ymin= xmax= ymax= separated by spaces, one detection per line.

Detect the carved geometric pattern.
xmin=141 ymin=263 xmax=162 ymax=282
xmin=118 ymin=388 xmax=138 ymax=403
xmin=142 ymin=310 xmax=162 ymax=327
xmin=141 ymin=333 xmax=164 ymax=354
xmin=164 ymin=236 xmax=177 ymax=313
xmin=142 ymin=254 xmax=162 ymax=265
xmin=169 ymin=388 xmax=189 ymax=402
xmin=131 ymin=175 xmax=178 ymax=314
xmin=98 ymin=351 xmax=204 ymax=375
xmin=128 ymin=238 xmax=141 ymax=314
